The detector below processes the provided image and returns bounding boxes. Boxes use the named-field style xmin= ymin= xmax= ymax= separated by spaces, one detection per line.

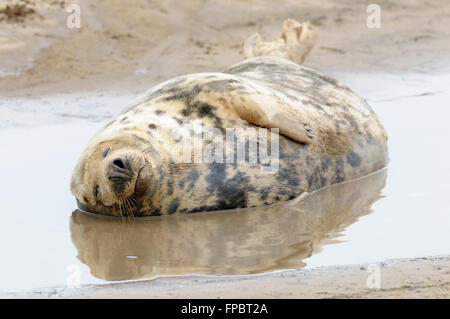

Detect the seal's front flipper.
xmin=233 ymin=96 xmax=312 ymax=145
xmin=270 ymin=113 xmax=312 ymax=144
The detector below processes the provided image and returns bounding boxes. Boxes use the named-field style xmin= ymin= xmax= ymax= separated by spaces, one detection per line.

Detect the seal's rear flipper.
xmin=282 ymin=19 xmax=318 ymax=65
xmin=243 ymin=18 xmax=318 ymax=65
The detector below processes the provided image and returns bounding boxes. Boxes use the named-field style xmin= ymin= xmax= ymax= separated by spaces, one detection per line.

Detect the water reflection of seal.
xmin=70 ymin=169 xmax=387 ymax=281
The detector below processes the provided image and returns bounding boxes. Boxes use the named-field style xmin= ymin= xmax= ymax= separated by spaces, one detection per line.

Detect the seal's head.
xmin=70 ymin=134 xmax=150 ymax=217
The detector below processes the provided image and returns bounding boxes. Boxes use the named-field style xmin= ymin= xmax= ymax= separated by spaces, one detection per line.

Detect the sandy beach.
xmin=2 ymin=0 xmax=450 ymax=97
xmin=0 ymin=0 xmax=449 ymax=298
xmin=3 ymin=255 xmax=449 ymax=298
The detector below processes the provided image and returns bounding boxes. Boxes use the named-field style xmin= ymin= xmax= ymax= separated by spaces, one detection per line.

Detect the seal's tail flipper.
xmin=243 ymin=19 xmax=318 ymax=65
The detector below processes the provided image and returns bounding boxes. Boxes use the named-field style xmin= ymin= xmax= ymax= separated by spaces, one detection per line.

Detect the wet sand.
xmin=65 ymin=255 xmax=450 ymax=299
xmin=0 ymin=0 xmax=449 ymax=298
xmin=1 ymin=0 xmax=450 ymax=97
xmin=3 ymin=255 xmax=449 ymax=298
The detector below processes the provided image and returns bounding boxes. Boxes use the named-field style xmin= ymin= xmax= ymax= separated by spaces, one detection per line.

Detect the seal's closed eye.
xmin=102 ymin=148 xmax=111 ymax=158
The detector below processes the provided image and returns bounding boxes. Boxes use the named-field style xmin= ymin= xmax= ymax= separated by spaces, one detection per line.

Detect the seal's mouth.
xmin=76 ymin=163 xmax=146 ymax=218
xmin=76 ymin=198 xmax=113 ymax=216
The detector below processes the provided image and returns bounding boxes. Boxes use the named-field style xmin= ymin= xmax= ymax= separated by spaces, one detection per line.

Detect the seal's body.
xmin=71 ymin=57 xmax=388 ymax=217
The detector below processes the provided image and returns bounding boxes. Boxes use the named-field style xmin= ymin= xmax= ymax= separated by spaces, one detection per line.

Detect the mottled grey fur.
xmin=72 ymin=57 xmax=388 ymax=217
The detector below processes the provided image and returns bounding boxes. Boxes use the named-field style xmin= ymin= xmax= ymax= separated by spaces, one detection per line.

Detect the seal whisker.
xmin=125 ymin=196 xmax=131 ymax=216
xmin=127 ymin=198 xmax=135 ymax=220
xmin=123 ymin=199 xmax=129 ymax=221
xmin=119 ymin=200 xmax=125 ymax=221
xmin=129 ymin=195 xmax=136 ymax=217
xmin=121 ymin=194 xmax=136 ymax=220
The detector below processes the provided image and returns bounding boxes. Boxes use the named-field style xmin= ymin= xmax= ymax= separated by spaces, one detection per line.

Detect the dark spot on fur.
xmin=185 ymin=169 xmax=200 ymax=192
xmin=180 ymin=101 xmax=224 ymax=131
xmin=148 ymin=123 xmax=157 ymax=129
xmin=278 ymin=167 xmax=299 ymax=188
xmin=167 ymin=179 xmax=174 ymax=195
xmin=334 ymin=158 xmax=345 ymax=183
xmin=162 ymin=84 xmax=203 ymax=106
xmin=158 ymin=166 xmax=165 ymax=186
xmin=155 ymin=110 xmax=165 ymax=115
xmin=205 ymin=163 xmax=227 ymax=193
xmin=204 ymin=164 xmax=253 ymax=210
xmin=168 ymin=198 xmax=180 ymax=214
xmin=347 ymin=151 xmax=361 ymax=167
xmin=197 ymin=102 xmax=215 ymax=117
xmin=321 ymin=157 xmax=330 ymax=171
xmin=259 ymin=188 xmax=271 ymax=200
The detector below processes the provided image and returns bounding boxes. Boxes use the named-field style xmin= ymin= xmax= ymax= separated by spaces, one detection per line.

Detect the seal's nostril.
xmin=112 ymin=158 xmax=125 ymax=169
xmin=109 ymin=157 xmax=133 ymax=183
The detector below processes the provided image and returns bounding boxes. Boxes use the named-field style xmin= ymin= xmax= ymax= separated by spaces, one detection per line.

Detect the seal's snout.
xmin=108 ymin=157 xmax=134 ymax=193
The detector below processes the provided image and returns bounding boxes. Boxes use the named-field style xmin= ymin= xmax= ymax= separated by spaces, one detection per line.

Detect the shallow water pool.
xmin=0 ymin=71 xmax=449 ymax=292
